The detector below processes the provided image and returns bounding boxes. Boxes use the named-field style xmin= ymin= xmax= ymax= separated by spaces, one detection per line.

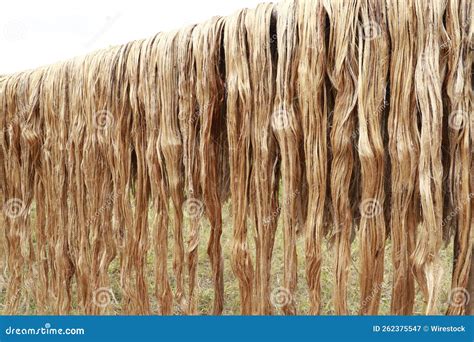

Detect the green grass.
xmin=0 ymin=199 xmax=454 ymax=315
xmin=188 ymin=200 xmax=454 ymax=315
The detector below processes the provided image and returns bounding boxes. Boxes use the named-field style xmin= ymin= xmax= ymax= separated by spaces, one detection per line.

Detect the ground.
xmin=0 ymin=199 xmax=454 ymax=315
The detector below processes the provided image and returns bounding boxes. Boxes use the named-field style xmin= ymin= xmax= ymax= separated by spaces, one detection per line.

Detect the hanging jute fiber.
xmin=0 ymin=0 xmax=473 ymax=315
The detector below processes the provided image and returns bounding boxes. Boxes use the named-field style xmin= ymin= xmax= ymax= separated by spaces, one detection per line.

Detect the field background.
xmin=0 ymin=197 xmax=454 ymax=315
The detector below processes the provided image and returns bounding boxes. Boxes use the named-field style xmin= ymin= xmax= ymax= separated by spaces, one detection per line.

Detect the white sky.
xmin=0 ymin=0 xmax=265 ymax=74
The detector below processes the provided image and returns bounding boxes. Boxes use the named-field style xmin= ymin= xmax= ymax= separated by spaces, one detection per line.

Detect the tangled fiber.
xmin=0 ymin=0 xmax=472 ymax=315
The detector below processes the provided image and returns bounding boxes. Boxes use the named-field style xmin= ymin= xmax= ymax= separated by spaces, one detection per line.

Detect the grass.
xmin=186 ymin=200 xmax=454 ymax=315
xmin=0 ymin=198 xmax=454 ymax=315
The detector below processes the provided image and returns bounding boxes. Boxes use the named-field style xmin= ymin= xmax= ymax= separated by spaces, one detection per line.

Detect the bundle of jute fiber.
xmin=0 ymin=0 xmax=472 ymax=316
xmin=386 ymin=0 xmax=420 ymax=315
xmin=324 ymin=0 xmax=360 ymax=315
xmin=357 ymin=0 xmax=389 ymax=315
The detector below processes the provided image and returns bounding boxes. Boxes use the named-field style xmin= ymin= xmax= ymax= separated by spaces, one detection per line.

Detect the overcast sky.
xmin=0 ymin=0 xmax=264 ymax=74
